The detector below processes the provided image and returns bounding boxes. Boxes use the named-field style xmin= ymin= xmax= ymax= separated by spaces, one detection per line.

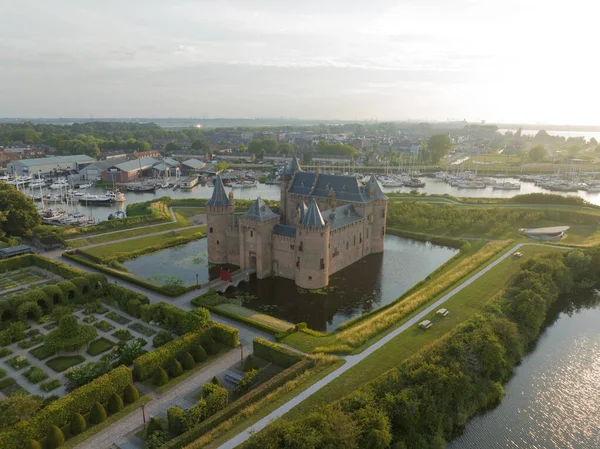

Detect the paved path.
xmin=389 ymin=196 xmax=600 ymax=211
xmin=218 ymin=242 xmax=568 ymax=449
xmin=75 ymin=349 xmax=242 ymax=449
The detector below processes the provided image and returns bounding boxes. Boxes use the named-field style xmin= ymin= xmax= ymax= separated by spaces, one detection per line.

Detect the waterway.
xmin=446 ymin=290 xmax=600 ymax=449
xmin=52 ymin=178 xmax=600 ymax=223
xmin=223 ymin=235 xmax=458 ymax=332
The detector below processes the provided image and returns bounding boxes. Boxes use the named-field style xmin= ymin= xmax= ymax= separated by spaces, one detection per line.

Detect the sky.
xmin=0 ymin=0 xmax=598 ymax=124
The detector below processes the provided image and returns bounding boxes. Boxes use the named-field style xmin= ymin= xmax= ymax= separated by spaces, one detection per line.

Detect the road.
xmin=218 ymin=242 xmax=567 ymax=449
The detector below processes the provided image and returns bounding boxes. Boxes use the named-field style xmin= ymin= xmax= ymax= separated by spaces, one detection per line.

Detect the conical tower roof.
xmin=366 ymin=175 xmax=387 ymax=201
xmin=282 ymin=155 xmax=302 ymax=175
xmin=206 ymin=175 xmax=231 ymax=207
xmin=302 ymin=199 xmax=325 ymax=229
xmin=245 ymin=197 xmax=279 ymax=222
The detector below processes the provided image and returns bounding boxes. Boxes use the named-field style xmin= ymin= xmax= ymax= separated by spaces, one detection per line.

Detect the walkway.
xmin=217 ymin=242 xmax=567 ymax=449
xmin=76 ymin=349 xmax=242 ymax=449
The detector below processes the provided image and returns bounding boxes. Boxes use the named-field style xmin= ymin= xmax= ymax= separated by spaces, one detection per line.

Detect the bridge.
xmin=203 ymin=268 xmax=256 ymax=293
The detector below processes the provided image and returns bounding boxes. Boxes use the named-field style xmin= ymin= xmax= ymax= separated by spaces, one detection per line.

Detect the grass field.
xmin=87 ymin=337 xmax=116 ymax=356
xmin=46 ymin=355 xmax=85 ymax=372
xmin=66 ymin=238 xmax=89 ymax=248
xmin=172 ymin=207 xmax=206 ymax=219
xmin=283 ymin=244 xmax=568 ymax=419
xmin=80 ymin=226 xmax=206 ymax=263
xmin=214 ymin=304 xmax=294 ymax=332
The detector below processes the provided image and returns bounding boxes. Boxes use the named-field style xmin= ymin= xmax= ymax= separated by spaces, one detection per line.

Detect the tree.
xmin=278 ymin=142 xmax=295 ymax=154
xmin=170 ymin=360 xmax=183 ymax=377
xmin=45 ymin=314 xmax=97 ymax=353
xmin=90 ymin=402 xmax=107 ymax=424
xmin=70 ymin=412 xmax=87 ymax=435
xmin=191 ymin=345 xmax=207 ymax=362
xmin=595 ymin=145 xmax=600 ymax=154
xmin=152 ymin=330 xmax=173 ymax=348
xmin=528 ymin=144 xmax=548 ymax=162
xmin=0 ymin=183 xmax=41 ymax=237
xmin=181 ymin=352 xmax=195 ymax=370
xmin=26 ymin=440 xmax=42 ymax=449
xmin=110 ymin=337 xmax=147 ymax=366
xmin=165 ymin=142 xmax=181 ymax=153
xmin=426 ymin=134 xmax=452 ymax=164
xmin=46 ymin=426 xmax=65 ymax=449
xmin=108 ymin=393 xmax=124 ymax=413
xmin=123 ymin=384 xmax=140 ymax=404
xmin=0 ymin=394 xmax=42 ymax=429
xmin=154 ymin=367 xmax=169 ymax=386
xmin=238 ymin=143 xmax=246 ymax=152
xmin=211 ymin=375 xmax=222 ymax=386
xmin=263 ymin=139 xmax=278 ymax=154
xmin=590 ymin=137 xmax=598 ymax=146
xmin=146 ymin=417 xmax=164 ymax=438
xmin=248 ymin=139 xmax=264 ymax=157
xmin=191 ymin=140 xmax=210 ymax=151
xmin=216 ymin=161 xmax=228 ymax=173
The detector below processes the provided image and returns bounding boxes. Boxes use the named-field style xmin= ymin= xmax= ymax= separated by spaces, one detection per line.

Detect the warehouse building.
xmin=101 ymin=157 xmax=158 ymax=183
xmin=7 ymin=155 xmax=95 ymax=176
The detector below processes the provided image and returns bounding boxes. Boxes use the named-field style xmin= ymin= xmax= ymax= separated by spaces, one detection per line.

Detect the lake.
xmin=446 ymin=291 xmax=600 ymax=449
xmin=224 ymin=234 xmax=458 ymax=332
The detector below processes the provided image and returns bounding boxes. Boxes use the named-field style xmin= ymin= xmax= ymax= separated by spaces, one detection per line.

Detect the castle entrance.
xmin=249 ymin=252 xmax=257 ymax=269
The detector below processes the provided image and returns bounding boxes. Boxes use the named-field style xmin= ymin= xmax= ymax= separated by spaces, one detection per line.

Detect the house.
xmin=181 ymin=159 xmax=206 ymax=175
xmin=79 ymin=157 xmax=128 ymax=181
xmin=101 ymin=157 xmax=158 ymax=183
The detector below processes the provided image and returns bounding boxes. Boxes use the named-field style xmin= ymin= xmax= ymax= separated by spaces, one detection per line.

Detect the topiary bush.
xmin=191 ymin=345 xmax=207 ymax=363
xmin=69 ymin=413 xmax=87 ymax=435
xmin=204 ymin=337 xmax=219 ymax=355
xmin=108 ymin=392 xmax=124 ymax=413
xmin=45 ymin=314 xmax=97 ymax=353
xmin=89 ymin=401 xmax=107 ymax=424
xmin=46 ymin=425 xmax=65 ymax=449
xmin=153 ymin=367 xmax=169 ymax=386
xmin=211 ymin=375 xmax=222 ymax=387
xmin=123 ymin=383 xmax=139 ymax=404
xmin=201 ymin=382 xmax=228 ymax=416
xmin=153 ymin=330 xmax=173 ymax=348
xmin=170 ymin=360 xmax=183 ymax=378
xmin=146 ymin=417 xmax=163 ymax=438
xmin=181 ymin=352 xmax=195 ymax=370
xmin=26 ymin=440 xmax=42 ymax=449
xmin=167 ymin=406 xmax=187 ymax=436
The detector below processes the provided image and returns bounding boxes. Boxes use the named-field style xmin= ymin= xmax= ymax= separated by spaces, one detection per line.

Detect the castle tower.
xmin=238 ymin=197 xmax=280 ymax=278
xmin=279 ymin=155 xmax=302 ymax=225
xmin=295 ymin=200 xmax=330 ymax=289
xmin=206 ymin=175 xmax=234 ymax=264
xmin=367 ymin=175 xmax=388 ymax=253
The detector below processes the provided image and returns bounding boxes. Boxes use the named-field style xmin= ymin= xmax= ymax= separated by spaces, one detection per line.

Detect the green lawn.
xmin=214 ymin=303 xmax=294 ymax=332
xmin=283 ymin=244 xmax=567 ymax=419
xmin=87 ymin=337 xmax=117 ymax=356
xmin=67 ymin=238 xmax=89 ymax=248
xmin=80 ymin=226 xmax=206 ymax=262
xmin=46 ymin=355 xmax=86 ymax=372
xmin=172 ymin=207 xmax=206 ymax=219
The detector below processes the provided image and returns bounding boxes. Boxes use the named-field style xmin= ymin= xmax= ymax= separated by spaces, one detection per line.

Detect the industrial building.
xmin=7 ymin=155 xmax=95 ymax=175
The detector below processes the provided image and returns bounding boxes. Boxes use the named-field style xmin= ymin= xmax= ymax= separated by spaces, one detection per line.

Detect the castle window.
xmin=381 ymin=209 xmax=385 ymax=218
xmin=320 ymin=258 xmax=324 ymax=270
xmin=250 ymin=230 xmax=253 ymax=237
xmin=209 ymin=227 xmax=213 ymax=233
xmin=299 ymin=241 xmax=304 ymax=252
xmin=296 ymin=257 xmax=300 ymax=269
xmin=309 ymin=276 xmax=312 ymax=280
xmin=346 ymin=242 xmax=349 ymax=250
xmin=367 ymin=229 xmax=369 ymax=238
xmin=290 ymin=244 xmax=295 ymax=250
xmin=216 ymin=240 xmax=220 ymax=245
xmin=382 ymin=226 xmax=385 ymax=236
xmin=354 ymin=235 xmax=356 ymax=246
xmin=360 ymin=233 xmax=362 ymax=244
xmin=333 ymin=247 xmax=339 ymax=258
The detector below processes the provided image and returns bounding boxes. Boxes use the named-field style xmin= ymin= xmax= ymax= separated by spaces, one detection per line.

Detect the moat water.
xmin=446 ymin=291 xmax=600 ymax=449
xmin=224 ymin=234 xmax=458 ymax=331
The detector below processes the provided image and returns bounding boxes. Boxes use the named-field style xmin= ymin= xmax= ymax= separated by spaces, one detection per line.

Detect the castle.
xmin=206 ymin=156 xmax=388 ymax=289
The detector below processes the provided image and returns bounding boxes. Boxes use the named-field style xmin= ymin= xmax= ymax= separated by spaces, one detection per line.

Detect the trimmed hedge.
xmin=133 ymin=328 xmax=214 ymax=381
xmin=69 ymin=413 xmax=86 ymax=435
xmin=211 ymin=321 xmax=239 ymax=348
xmin=123 ymin=383 xmax=139 ymax=404
xmin=108 ymin=393 xmax=124 ymax=413
xmin=253 ymin=338 xmax=302 ymax=368
xmin=201 ymin=383 xmax=228 ymax=416
xmin=140 ymin=303 xmax=209 ymax=335
xmin=46 ymin=426 xmax=64 ymax=449
xmin=167 ymin=406 xmax=188 ymax=436
xmin=0 ymin=366 xmax=132 ymax=449
xmin=90 ymin=402 xmax=107 ymax=424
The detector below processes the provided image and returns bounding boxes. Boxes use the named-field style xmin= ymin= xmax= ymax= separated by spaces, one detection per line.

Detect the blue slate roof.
xmin=282 ymin=155 xmax=302 ymax=175
xmin=206 ymin=175 xmax=231 ymax=207
xmin=293 ymin=202 xmax=309 ymax=221
xmin=323 ymin=203 xmax=364 ymax=230
xmin=245 ymin=197 xmax=279 ymax=222
xmin=287 ymin=172 xmax=386 ymax=204
xmin=273 ymin=224 xmax=297 ymax=238
xmin=302 ymin=200 xmax=325 ymax=229
xmin=365 ymin=175 xmax=388 ymax=201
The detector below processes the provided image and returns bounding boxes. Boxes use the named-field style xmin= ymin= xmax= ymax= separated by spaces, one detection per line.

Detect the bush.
xmin=40 ymin=379 xmax=61 ymax=392
xmin=211 ymin=321 xmax=239 ymax=347
xmin=23 ymin=367 xmax=48 ymax=384
xmin=69 ymin=413 xmax=87 ymax=435
xmin=167 ymin=406 xmax=188 ymax=436
xmin=170 ymin=360 xmax=183 ymax=378
xmin=146 ymin=417 xmax=163 ymax=438
xmin=191 ymin=345 xmax=207 ymax=363
xmin=211 ymin=376 xmax=221 ymax=386
xmin=89 ymin=401 xmax=107 ymax=424
xmin=41 ymin=285 xmax=65 ymax=307
xmin=45 ymin=315 xmax=97 ymax=353
xmin=204 ymin=337 xmax=219 ymax=355
xmin=108 ymin=393 xmax=124 ymax=413
xmin=16 ymin=301 xmax=43 ymax=322
xmin=201 ymin=382 xmax=228 ymax=416
xmin=46 ymin=426 xmax=65 ymax=449
xmin=174 ymin=350 xmax=195 ymax=370
xmin=253 ymin=338 xmax=302 ymax=368
xmin=26 ymin=441 xmax=41 ymax=449
xmin=153 ymin=367 xmax=169 ymax=386
xmin=235 ymin=369 xmax=259 ymax=394
xmin=140 ymin=303 xmax=209 ymax=335
xmin=123 ymin=383 xmax=139 ymax=404
xmin=153 ymin=330 xmax=173 ymax=348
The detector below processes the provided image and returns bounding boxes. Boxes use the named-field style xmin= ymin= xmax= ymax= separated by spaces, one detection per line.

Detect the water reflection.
xmin=446 ymin=291 xmax=600 ymax=449
xmin=226 ymin=235 xmax=458 ymax=331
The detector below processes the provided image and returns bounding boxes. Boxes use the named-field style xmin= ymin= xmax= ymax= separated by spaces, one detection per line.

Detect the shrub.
xmin=204 ymin=337 xmax=219 ymax=355
xmin=153 ymin=330 xmax=173 ymax=348
xmin=89 ymin=401 xmax=107 ymax=424
xmin=146 ymin=417 xmax=163 ymax=438
xmin=167 ymin=406 xmax=188 ymax=436
xmin=45 ymin=315 xmax=97 ymax=353
xmin=16 ymin=301 xmax=43 ymax=322
xmin=23 ymin=367 xmax=48 ymax=384
xmin=40 ymin=379 xmax=61 ymax=392
xmin=141 ymin=303 xmax=209 ymax=335
xmin=123 ymin=383 xmax=139 ymax=404
xmin=56 ymin=280 xmax=78 ymax=302
xmin=70 ymin=276 xmax=91 ymax=299
xmin=191 ymin=345 xmax=207 ymax=363
xmin=235 ymin=369 xmax=259 ymax=394
xmin=253 ymin=338 xmax=302 ymax=368
xmin=181 ymin=352 xmax=195 ymax=370
xmin=69 ymin=413 xmax=87 ymax=435
xmin=41 ymin=285 xmax=65 ymax=306
xmin=211 ymin=321 xmax=239 ymax=347
xmin=201 ymin=382 xmax=228 ymax=416
xmin=46 ymin=426 xmax=65 ymax=449
xmin=108 ymin=392 xmax=124 ymax=413
xmin=26 ymin=441 xmax=42 ymax=449
xmin=211 ymin=375 xmax=221 ymax=386
xmin=153 ymin=367 xmax=169 ymax=386
xmin=170 ymin=360 xmax=183 ymax=378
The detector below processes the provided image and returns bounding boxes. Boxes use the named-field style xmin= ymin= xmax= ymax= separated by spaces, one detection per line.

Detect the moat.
xmin=224 ymin=234 xmax=457 ymax=331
